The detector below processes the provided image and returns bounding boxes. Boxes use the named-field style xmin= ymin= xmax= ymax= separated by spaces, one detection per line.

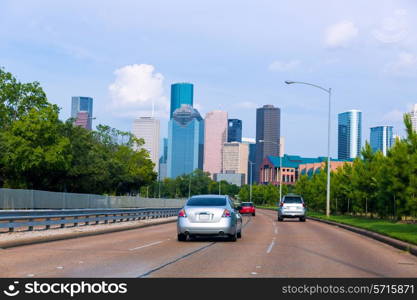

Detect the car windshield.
xmin=187 ymin=197 xmax=227 ymax=206
xmin=283 ymin=196 xmax=303 ymax=204
xmin=241 ymin=203 xmax=253 ymax=207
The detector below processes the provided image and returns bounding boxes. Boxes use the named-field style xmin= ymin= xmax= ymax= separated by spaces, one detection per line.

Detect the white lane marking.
xmin=256 ymin=266 xmax=261 ymax=269
xmin=274 ymin=228 xmax=278 ymax=235
xmin=27 ymin=274 xmax=35 ymax=277
xmin=129 ymin=240 xmax=164 ymax=251
xmin=251 ymin=272 xmax=257 ymax=275
xmin=56 ymin=266 xmax=64 ymax=270
xmin=266 ymin=238 xmax=276 ymax=254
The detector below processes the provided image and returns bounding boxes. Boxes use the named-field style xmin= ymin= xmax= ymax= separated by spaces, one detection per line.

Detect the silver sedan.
xmin=177 ymin=195 xmax=243 ymax=241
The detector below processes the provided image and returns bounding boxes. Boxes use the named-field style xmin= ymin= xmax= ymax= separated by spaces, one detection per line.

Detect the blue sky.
xmin=1 ymin=0 xmax=417 ymax=157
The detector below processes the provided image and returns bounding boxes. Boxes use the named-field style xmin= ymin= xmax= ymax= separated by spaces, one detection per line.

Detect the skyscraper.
xmin=159 ymin=138 xmax=168 ymax=180
xmin=222 ymin=142 xmax=249 ymax=184
xmin=132 ymin=117 xmax=160 ymax=172
xmin=170 ymin=83 xmax=193 ymax=119
xmin=255 ymin=105 xmax=281 ymax=182
xmin=338 ymin=110 xmax=362 ymax=160
xmin=71 ymin=96 xmax=93 ymax=130
xmin=74 ymin=111 xmax=89 ymax=129
xmin=242 ymin=137 xmax=256 ymax=185
xmin=410 ymin=104 xmax=417 ymax=132
xmin=227 ymin=119 xmax=242 ymax=142
xmin=370 ymin=126 xmax=393 ymax=156
xmin=168 ymin=105 xmax=204 ymax=178
xmin=203 ymin=110 xmax=228 ymax=177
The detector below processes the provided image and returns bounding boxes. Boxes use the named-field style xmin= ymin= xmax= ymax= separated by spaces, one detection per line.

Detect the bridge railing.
xmin=0 ymin=208 xmax=181 ymax=232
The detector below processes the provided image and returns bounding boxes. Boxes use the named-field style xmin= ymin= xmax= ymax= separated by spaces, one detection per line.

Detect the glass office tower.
xmin=227 ymin=119 xmax=242 ymax=142
xmin=170 ymin=83 xmax=193 ymax=119
xmin=338 ymin=110 xmax=362 ymax=160
xmin=370 ymin=126 xmax=393 ymax=156
xmin=167 ymin=105 xmax=204 ymax=178
xmin=71 ymin=96 xmax=93 ymax=130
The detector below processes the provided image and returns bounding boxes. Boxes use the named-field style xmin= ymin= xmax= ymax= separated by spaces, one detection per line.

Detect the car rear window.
xmin=241 ymin=203 xmax=253 ymax=207
xmin=283 ymin=196 xmax=303 ymax=204
xmin=187 ymin=197 xmax=227 ymax=206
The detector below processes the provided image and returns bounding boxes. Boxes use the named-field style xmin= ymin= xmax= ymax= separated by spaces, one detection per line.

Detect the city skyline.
xmin=2 ymin=1 xmax=417 ymax=158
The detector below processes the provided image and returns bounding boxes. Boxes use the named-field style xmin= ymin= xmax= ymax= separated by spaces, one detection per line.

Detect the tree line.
xmin=0 ymin=68 xmax=156 ymax=195
xmin=141 ymin=169 xmax=240 ymax=199
xmin=294 ymin=114 xmax=417 ymax=220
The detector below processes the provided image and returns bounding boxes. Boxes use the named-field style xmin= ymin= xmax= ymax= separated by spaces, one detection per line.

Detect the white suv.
xmin=278 ymin=194 xmax=306 ymax=222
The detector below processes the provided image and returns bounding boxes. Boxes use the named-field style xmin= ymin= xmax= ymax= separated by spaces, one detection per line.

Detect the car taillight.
xmin=178 ymin=209 xmax=187 ymax=217
xmin=302 ymin=203 xmax=306 ymax=208
xmin=279 ymin=202 xmax=284 ymax=207
xmin=222 ymin=209 xmax=231 ymax=217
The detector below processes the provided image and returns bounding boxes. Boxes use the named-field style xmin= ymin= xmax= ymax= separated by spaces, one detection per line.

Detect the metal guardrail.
xmin=0 ymin=188 xmax=187 ymax=209
xmin=0 ymin=208 xmax=180 ymax=232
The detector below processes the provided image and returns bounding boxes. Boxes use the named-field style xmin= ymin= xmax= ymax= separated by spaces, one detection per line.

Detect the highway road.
xmin=1 ymin=209 xmax=417 ymax=278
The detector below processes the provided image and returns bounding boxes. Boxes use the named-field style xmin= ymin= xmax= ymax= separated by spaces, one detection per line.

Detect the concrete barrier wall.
xmin=0 ymin=188 xmax=186 ymax=209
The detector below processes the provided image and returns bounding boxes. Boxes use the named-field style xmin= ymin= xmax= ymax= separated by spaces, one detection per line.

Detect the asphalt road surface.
xmin=1 ymin=209 xmax=417 ymax=278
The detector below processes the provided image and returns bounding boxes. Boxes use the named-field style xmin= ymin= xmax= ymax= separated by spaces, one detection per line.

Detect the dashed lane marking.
xmin=266 ymin=238 xmax=276 ymax=254
xmin=129 ymin=241 xmax=164 ymax=251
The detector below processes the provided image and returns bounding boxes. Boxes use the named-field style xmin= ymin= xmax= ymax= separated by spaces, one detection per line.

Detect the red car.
xmin=239 ymin=202 xmax=256 ymax=216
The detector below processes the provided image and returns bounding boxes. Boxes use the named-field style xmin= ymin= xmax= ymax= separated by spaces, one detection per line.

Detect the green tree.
xmin=0 ymin=105 xmax=71 ymax=190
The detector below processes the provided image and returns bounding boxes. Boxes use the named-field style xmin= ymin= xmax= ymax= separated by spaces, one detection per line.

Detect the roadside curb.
xmin=0 ymin=218 xmax=176 ymax=249
xmin=307 ymin=216 xmax=417 ymax=257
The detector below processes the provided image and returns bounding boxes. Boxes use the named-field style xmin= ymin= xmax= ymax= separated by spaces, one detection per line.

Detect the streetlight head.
xmin=285 ymin=80 xmax=295 ymax=85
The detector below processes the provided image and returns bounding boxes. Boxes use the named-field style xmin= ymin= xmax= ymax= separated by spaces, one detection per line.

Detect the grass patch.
xmin=309 ymin=211 xmax=417 ymax=246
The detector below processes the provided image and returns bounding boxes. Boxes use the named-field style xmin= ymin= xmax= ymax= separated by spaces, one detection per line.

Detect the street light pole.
xmin=285 ymin=80 xmax=332 ymax=217
xmin=188 ymin=174 xmax=191 ymax=198
xmin=248 ymin=160 xmax=255 ymax=202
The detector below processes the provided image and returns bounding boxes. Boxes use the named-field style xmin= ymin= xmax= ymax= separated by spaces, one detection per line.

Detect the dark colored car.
xmin=239 ymin=202 xmax=256 ymax=216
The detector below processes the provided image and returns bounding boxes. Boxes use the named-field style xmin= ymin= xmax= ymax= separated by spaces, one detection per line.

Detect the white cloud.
xmin=324 ymin=21 xmax=358 ymax=48
xmin=108 ymin=64 xmax=169 ymax=118
xmin=268 ymin=60 xmax=300 ymax=72
xmin=373 ymin=9 xmax=409 ymax=44
xmin=384 ymin=52 xmax=417 ymax=76
xmin=382 ymin=109 xmax=404 ymax=123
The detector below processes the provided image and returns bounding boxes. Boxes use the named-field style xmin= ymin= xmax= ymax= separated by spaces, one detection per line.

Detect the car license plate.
xmin=199 ymin=214 xmax=210 ymax=220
